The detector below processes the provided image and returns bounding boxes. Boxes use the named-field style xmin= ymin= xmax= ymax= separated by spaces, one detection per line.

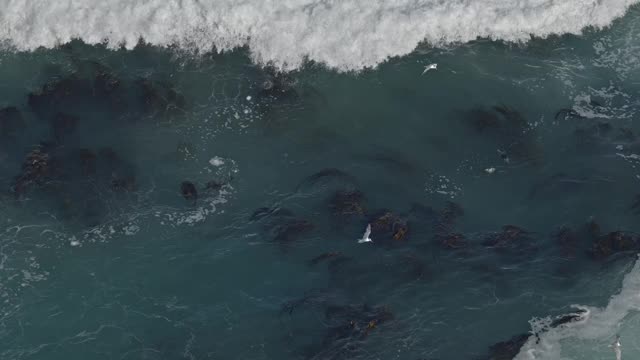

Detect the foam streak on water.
xmin=1 ymin=0 xmax=639 ymax=71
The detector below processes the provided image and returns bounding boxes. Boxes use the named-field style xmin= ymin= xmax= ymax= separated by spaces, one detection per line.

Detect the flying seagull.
xmin=358 ymin=224 xmax=373 ymax=243
xmin=609 ymin=335 xmax=621 ymax=360
xmin=422 ymin=63 xmax=437 ymax=75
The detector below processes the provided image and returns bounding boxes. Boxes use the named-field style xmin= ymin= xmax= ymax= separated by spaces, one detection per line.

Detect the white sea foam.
xmin=515 ymin=256 xmax=640 ymax=360
xmin=0 ymin=0 xmax=638 ymax=71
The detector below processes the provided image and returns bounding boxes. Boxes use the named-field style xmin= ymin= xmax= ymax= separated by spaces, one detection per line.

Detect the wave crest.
xmin=1 ymin=0 xmax=638 ymax=71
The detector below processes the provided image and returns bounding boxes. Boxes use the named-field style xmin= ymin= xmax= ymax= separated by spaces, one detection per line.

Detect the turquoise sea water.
xmin=2 ymin=4 xmax=640 ymax=360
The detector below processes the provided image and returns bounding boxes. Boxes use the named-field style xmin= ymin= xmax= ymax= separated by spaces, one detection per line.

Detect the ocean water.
xmin=2 ymin=1 xmax=640 ymax=360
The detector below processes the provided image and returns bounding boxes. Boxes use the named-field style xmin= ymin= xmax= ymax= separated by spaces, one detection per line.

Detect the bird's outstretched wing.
xmin=358 ymin=224 xmax=372 ymax=243
xmin=421 ymin=63 xmax=437 ymax=75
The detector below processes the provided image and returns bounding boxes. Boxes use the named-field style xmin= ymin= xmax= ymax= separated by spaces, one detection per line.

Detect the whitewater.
xmin=514 ymin=256 xmax=640 ymax=360
xmin=1 ymin=0 xmax=639 ymax=71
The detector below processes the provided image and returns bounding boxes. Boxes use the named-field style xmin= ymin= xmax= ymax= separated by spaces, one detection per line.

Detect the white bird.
xmin=358 ymin=224 xmax=373 ymax=243
xmin=609 ymin=335 xmax=621 ymax=360
xmin=422 ymin=63 xmax=437 ymax=75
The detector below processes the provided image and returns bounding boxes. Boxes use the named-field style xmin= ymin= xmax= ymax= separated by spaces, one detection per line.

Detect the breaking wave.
xmin=0 ymin=0 xmax=639 ymax=71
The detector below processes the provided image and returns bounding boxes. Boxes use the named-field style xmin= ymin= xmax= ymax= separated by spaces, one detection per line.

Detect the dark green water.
xmin=2 ymin=6 xmax=640 ymax=360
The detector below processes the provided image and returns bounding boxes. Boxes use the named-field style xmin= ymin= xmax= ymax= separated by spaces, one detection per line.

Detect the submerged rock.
xmin=438 ymin=232 xmax=468 ymax=249
xmin=482 ymin=225 xmax=532 ymax=248
xmin=12 ymin=146 xmax=51 ymax=196
xmin=549 ymin=308 xmax=586 ymax=328
xmin=93 ymin=65 xmax=122 ymax=97
xmin=176 ymin=142 xmax=195 ymax=161
xmin=553 ymin=226 xmax=579 ymax=259
xmin=327 ymin=255 xmax=355 ymax=274
xmin=616 ymin=127 xmax=636 ymax=142
xmin=309 ymin=252 xmax=342 ymax=266
xmin=324 ymin=303 xmax=393 ymax=328
xmin=432 ymin=202 xmax=467 ymax=250
xmin=180 ymin=181 xmax=198 ymax=202
xmin=393 ymin=220 xmax=409 ymax=241
xmin=253 ymin=209 xmax=315 ymax=250
xmin=328 ymin=189 xmax=366 ymax=218
xmin=528 ymin=172 xmax=591 ymax=199
xmin=99 ymin=148 xmax=137 ymax=192
xmin=111 ymin=176 xmax=136 ymax=192
xmin=486 ymin=333 xmax=530 ymax=360
xmin=575 ymin=121 xmax=612 ymax=138
xmin=78 ymin=148 xmax=97 ymax=176
xmin=482 ymin=309 xmax=586 ymax=360
xmin=572 ymin=120 xmax=636 ymax=150
xmin=280 ymin=289 xmax=326 ymax=316
xmin=364 ymin=149 xmax=417 ymax=175
xmin=368 ymin=211 xmax=410 ymax=242
xmin=631 ymin=195 xmax=640 ymax=214
xmin=397 ymin=254 xmax=428 ymax=280
xmin=317 ymin=303 xmax=394 ymax=357
xmin=296 ymin=168 xmax=357 ymax=192
xmin=435 ymin=201 xmax=464 ymax=234
xmin=52 ymin=112 xmax=79 ymax=142
xmin=136 ymin=78 xmax=186 ymax=118
xmin=463 ymin=105 xmax=542 ymax=165
xmin=272 ymin=219 xmax=314 ymax=244
xmin=409 ymin=202 xmax=439 ymax=221
xmin=258 ymin=68 xmax=298 ymax=100
xmin=28 ymin=61 xmax=128 ymax=121
xmin=28 ymin=74 xmax=92 ymax=115
xmin=555 ymin=107 xmax=584 ymax=121
xmin=589 ymin=231 xmax=640 ymax=260
xmin=249 ymin=206 xmax=294 ymax=221
xmin=370 ymin=211 xmax=396 ymax=233
xmin=205 ymin=180 xmax=224 ymax=192
xmin=0 ymin=106 xmax=25 ymax=139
